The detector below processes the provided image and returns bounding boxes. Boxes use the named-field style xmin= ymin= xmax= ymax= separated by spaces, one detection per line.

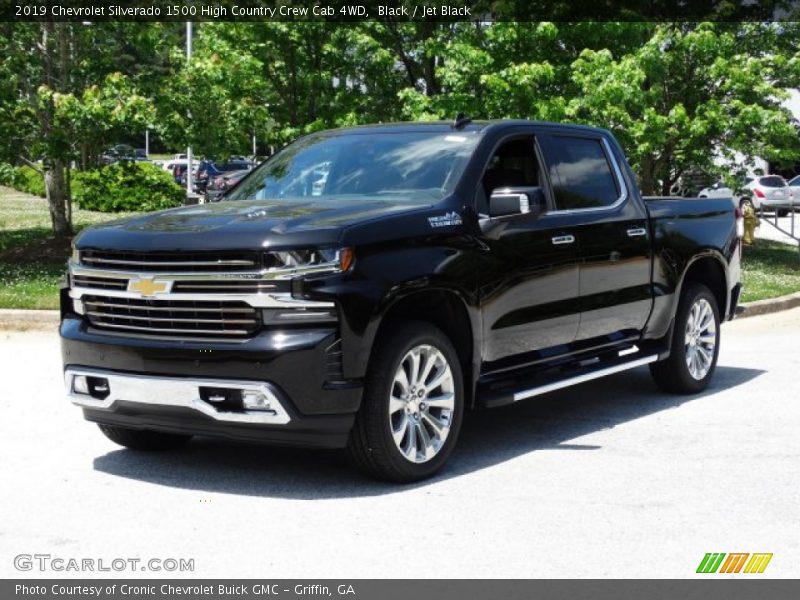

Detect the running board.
xmin=477 ymin=352 xmax=659 ymax=409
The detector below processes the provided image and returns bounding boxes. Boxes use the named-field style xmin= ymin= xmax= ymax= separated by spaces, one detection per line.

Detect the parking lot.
xmin=0 ymin=308 xmax=798 ymax=578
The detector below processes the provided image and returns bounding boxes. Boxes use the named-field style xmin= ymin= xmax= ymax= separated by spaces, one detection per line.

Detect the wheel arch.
xmin=677 ymin=252 xmax=729 ymax=319
xmin=370 ymin=288 xmax=480 ymax=410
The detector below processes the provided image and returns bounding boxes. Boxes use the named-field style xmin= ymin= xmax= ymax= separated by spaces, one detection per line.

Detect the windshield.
xmin=226 ymin=130 xmax=480 ymax=203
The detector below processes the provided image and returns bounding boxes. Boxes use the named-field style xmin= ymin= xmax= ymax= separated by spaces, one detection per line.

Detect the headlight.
xmin=269 ymin=247 xmax=353 ymax=273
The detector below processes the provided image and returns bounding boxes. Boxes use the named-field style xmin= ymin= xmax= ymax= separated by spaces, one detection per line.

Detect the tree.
xmin=0 ymin=22 xmax=174 ymax=238
xmin=567 ymin=23 xmax=800 ymax=195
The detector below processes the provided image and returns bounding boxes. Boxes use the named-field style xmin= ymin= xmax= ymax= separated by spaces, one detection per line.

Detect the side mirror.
xmin=489 ymin=186 xmax=545 ymax=217
xmin=712 ymin=182 xmax=720 ymax=189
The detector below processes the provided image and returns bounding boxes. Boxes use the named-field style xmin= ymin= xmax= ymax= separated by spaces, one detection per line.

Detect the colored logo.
xmin=128 ymin=277 xmax=171 ymax=297
xmin=697 ymin=553 xmax=773 ymax=574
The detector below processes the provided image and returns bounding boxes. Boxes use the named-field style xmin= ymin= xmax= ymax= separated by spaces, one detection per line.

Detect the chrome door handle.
xmin=627 ymin=228 xmax=647 ymax=237
xmin=551 ymin=235 xmax=575 ymax=245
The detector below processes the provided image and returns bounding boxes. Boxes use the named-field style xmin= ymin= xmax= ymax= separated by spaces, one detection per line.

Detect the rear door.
xmin=538 ymin=132 xmax=652 ymax=345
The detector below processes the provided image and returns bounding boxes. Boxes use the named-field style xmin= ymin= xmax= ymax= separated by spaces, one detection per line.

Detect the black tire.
xmin=347 ymin=321 xmax=464 ymax=483
xmin=650 ymin=283 xmax=720 ymax=394
xmin=97 ymin=424 xmax=192 ymax=451
xmin=778 ymin=209 xmax=789 ymax=217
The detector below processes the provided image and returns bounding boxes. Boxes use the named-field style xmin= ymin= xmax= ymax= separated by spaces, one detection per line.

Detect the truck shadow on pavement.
xmin=93 ymin=365 xmax=764 ymax=497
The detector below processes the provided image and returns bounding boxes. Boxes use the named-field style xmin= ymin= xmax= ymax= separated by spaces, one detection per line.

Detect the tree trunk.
xmin=45 ymin=159 xmax=72 ymax=238
xmin=638 ymin=155 xmax=656 ymax=195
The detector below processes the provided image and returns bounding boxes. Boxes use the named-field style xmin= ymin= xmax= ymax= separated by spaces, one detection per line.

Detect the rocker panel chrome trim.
xmin=512 ymin=354 xmax=659 ymax=402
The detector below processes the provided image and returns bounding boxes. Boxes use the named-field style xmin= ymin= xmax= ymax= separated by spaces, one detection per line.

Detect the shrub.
xmin=0 ymin=162 xmax=18 ymax=187
xmin=73 ymin=162 xmax=184 ymax=213
xmin=13 ymin=166 xmax=46 ymax=197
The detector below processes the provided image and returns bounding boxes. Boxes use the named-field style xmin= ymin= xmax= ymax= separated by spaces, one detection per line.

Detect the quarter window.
xmin=544 ymin=136 xmax=621 ymax=210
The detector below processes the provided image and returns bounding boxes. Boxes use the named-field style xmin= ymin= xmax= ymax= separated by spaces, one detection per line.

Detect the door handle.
xmin=551 ymin=235 xmax=575 ymax=245
xmin=626 ymin=228 xmax=647 ymax=237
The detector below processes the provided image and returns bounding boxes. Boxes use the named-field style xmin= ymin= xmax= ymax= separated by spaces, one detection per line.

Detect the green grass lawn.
xmin=740 ymin=239 xmax=800 ymax=302
xmin=0 ymin=186 xmax=131 ymax=309
xmin=1 ymin=185 xmax=799 ymax=309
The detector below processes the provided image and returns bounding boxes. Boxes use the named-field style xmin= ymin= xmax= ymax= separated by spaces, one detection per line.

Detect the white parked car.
xmin=699 ymin=175 xmax=794 ymax=214
xmin=788 ymin=175 xmax=800 ymax=211
xmin=698 ymin=178 xmax=756 ymax=210
xmin=747 ymin=175 xmax=794 ymax=215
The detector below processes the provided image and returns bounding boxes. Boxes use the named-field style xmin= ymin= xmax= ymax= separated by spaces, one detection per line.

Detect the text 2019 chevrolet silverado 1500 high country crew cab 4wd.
xmin=61 ymin=120 xmax=742 ymax=482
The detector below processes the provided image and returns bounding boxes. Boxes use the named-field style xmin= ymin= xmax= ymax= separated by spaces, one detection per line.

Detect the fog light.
xmin=73 ymin=375 xmax=89 ymax=395
xmin=242 ymin=390 xmax=276 ymax=413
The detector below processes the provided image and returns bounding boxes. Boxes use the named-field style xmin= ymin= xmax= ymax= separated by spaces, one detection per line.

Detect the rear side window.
xmin=759 ymin=176 xmax=786 ymax=188
xmin=543 ymin=136 xmax=620 ymax=210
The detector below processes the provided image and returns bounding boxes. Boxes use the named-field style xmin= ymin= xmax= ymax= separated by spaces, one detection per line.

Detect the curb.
xmin=0 ymin=309 xmax=59 ymax=331
xmin=1 ymin=292 xmax=799 ymax=330
xmin=736 ymin=291 xmax=800 ymax=319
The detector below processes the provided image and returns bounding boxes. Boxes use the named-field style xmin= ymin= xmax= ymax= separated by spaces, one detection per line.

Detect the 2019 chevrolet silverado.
xmin=61 ymin=120 xmax=742 ymax=482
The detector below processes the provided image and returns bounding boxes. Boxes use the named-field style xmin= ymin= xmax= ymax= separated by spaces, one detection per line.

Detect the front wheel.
xmin=347 ymin=321 xmax=464 ymax=482
xmin=650 ymin=283 xmax=720 ymax=394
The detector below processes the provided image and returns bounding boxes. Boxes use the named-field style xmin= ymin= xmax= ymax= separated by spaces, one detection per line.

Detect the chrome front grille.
xmin=82 ymin=296 xmax=261 ymax=338
xmin=79 ymin=250 xmax=261 ymax=272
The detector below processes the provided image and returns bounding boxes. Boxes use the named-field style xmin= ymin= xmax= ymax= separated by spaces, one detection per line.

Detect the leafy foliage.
xmin=1 ymin=21 xmax=799 ymax=234
xmin=73 ymin=162 xmax=183 ymax=213
xmin=11 ymin=166 xmax=46 ymax=198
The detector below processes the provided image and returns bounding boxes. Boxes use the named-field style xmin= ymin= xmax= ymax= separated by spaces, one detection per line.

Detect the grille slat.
xmin=80 ymin=250 xmax=260 ymax=272
xmin=83 ymin=300 xmax=254 ymax=313
xmin=88 ymin=321 xmax=254 ymax=336
xmin=85 ymin=311 xmax=257 ymax=325
xmin=172 ymin=280 xmax=287 ymax=294
xmin=83 ymin=295 xmax=260 ymax=339
xmin=72 ymin=276 xmax=127 ymax=290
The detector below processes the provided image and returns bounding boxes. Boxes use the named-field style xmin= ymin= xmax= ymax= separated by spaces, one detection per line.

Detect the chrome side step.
xmin=477 ymin=350 xmax=660 ymax=409
xmin=512 ymin=354 xmax=658 ymax=402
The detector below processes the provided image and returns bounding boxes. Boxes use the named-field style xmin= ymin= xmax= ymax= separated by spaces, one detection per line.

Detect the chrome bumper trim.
xmin=65 ymin=368 xmax=291 ymax=425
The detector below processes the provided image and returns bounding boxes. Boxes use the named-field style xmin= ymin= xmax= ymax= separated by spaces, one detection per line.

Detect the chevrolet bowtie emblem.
xmin=128 ymin=277 xmax=171 ymax=297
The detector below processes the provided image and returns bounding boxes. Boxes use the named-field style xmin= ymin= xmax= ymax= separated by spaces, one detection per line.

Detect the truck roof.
xmin=316 ymin=119 xmax=612 ymax=137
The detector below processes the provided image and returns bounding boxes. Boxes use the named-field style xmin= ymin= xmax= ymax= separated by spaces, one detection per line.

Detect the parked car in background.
xmin=100 ymin=144 xmax=149 ymax=165
xmin=787 ymin=175 xmax=800 ymax=210
xmin=698 ymin=178 xmax=755 ymax=210
xmin=746 ymin=175 xmax=793 ymax=215
xmin=205 ymin=169 xmax=250 ymax=202
xmin=195 ymin=160 xmax=253 ymax=193
xmin=162 ymin=159 xmax=195 ymax=185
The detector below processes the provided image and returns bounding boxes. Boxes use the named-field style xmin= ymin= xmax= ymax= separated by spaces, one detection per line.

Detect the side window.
xmin=476 ymin=137 xmax=541 ymax=214
xmin=543 ymin=136 xmax=621 ymax=210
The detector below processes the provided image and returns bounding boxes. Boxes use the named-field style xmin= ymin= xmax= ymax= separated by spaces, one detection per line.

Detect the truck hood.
xmin=75 ymin=199 xmax=427 ymax=251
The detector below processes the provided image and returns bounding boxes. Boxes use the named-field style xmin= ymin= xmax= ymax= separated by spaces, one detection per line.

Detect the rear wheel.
xmin=98 ymin=424 xmax=192 ymax=451
xmin=347 ymin=321 xmax=464 ymax=482
xmin=650 ymin=283 xmax=720 ymax=394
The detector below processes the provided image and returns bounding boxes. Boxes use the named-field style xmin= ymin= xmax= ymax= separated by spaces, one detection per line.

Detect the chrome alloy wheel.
xmin=388 ymin=344 xmax=455 ymax=463
xmin=684 ymin=297 xmax=717 ymax=380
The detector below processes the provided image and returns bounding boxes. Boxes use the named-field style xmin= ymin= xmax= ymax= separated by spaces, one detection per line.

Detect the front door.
xmin=476 ymin=134 xmax=581 ymax=371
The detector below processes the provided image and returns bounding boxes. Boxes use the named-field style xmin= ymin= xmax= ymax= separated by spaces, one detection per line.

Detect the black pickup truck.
xmin=61 ymin=120 xmax=742 ymax=482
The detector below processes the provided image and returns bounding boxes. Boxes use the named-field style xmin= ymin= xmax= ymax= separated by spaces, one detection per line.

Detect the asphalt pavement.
xmin=1 ymin=309 xmax=798 ymax=578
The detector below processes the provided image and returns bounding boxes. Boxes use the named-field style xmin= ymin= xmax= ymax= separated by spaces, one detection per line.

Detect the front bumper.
xmin=61 ymin=315 xmax=362 ymax=448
